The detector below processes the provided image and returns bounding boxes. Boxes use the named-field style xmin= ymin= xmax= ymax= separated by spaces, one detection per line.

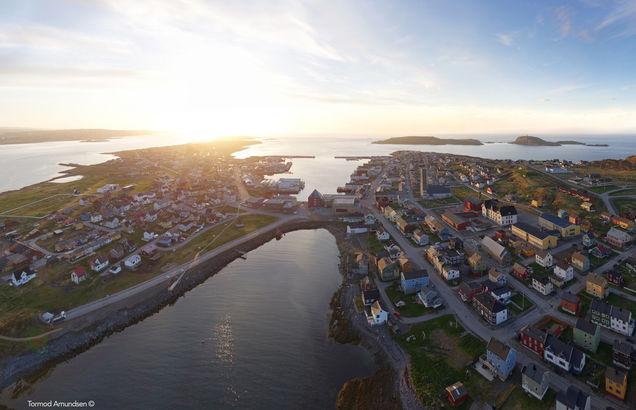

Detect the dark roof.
xmin=483 ymin=199 xmax=517 ymax=216
xmin=474 ymin=292 xmax=507 ymax=313
xmin=12 ymin=267 xmax=34 ymax=280
xmin=487 ymin=337 xmax=512 ymax=360
xmin=308 ymin=189 xmax=323 ymax=199
xmin=611 ymin=306 xmax=632 ymax=323
xmin=590 ymin=299 xmax=612 ymax=316
xmin=540 ymin=213 xmax=573 ymax=229
xmin=520 ymin=325 xmax=547 ymax=343
xmin=532 ymin=275 xmax=550 ymax=285
xmin=459 ymin=281 xmax=481 ymax=293
xmin=362 ymin=289 xmax=380 ymax=301
xmin=522 ymin=364 xmax=547 ymax=384
xmin=513 ymin=222 xmax=557 ymax=240
xmin=426 ymin=185 xmax=451 ymax=195
xmin=557 ymin=386 xmax=589 ymax=409
xmin=613 ymin=340 xmax=634 ymax=356
xmin=575 ymin=319 xmax=598 ymax=336
xmin=402 ymin=269 xmax=428 ymax=280
xmin=562 ymin=291 xmax=578 ymax=303
xmin=491 ymin=286 xmax=511 ymax=297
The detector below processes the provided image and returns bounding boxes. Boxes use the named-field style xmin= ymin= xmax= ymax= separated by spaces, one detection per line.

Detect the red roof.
xmin=74 ymin=266 xmax=86 ymax=276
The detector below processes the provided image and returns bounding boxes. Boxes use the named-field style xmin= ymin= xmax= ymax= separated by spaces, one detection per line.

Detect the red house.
xmin=607 ymin=270 xmax=625 ymax=287
xmin=445 ymin=382 xmax=468 ymax=406
xmin=519 ymin=325 xmax=547 ymax=357
xmin=458 ymin=281 xmax=482 ymax=302
xmin=463 ymin=197 xmax=482 ymax=212
xmin=561 ymin=292 xmax=581 ymax=315
xmin=442 ymin=212 xmax=471 ymax=231
xmin=512 ymin=262 xmax=531 ymax=280
xmin=569 ymin=214 xmax=581 ymax=225
xmin=307 ymin=189 xmax=324 ymax=208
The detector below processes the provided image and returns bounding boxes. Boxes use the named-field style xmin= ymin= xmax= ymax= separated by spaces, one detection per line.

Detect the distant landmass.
xmin=588 ymin=155 xmax=636 ymax=170
xmin=510 ymin=136 xmax=607 ymax=147
xmin=373 ymin=136 xmax=483 ymax=145
xmin=0 ymin=129 xmax=156 ymax=145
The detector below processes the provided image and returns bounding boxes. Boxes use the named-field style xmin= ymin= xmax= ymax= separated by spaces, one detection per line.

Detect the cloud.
xmin=554 ymin=6 xmax=572 ymax=38
xmin=548 ymin=84 xmax=587 ymax=94
xmin=540 ymin=98 xmax=551 ymax=102
xmin=596 ymin=0 xmax=636 ymax=37
xmin=496 ymin=33 xmax=513 ymax=46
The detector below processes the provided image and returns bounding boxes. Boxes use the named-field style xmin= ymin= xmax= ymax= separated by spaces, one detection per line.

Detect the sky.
xmin=1 ymin=0 xmax=636 ymax=137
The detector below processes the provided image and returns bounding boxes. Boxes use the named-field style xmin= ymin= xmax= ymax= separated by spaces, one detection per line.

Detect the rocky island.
xmin=511 ymin=135 xmax=607 ymax=147
xmin=373 ymin=136 xmax=483 ymax=145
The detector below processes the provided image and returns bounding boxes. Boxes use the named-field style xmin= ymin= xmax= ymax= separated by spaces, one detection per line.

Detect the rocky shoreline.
xmin=0 ymin=220 xmax=407 ymax=409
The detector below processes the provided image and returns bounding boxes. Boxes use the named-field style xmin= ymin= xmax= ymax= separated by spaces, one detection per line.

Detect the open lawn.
xmin=384 ymin=285 xmax=442 ymax=317
xmin=418 ymin=197 xmax=460 ymax=209
xmin=610 ymin=188 xmax=636 ymax=196
xmin=396 ymin=315 xmax=487 ymax=407
xmin=368 ymin=234 xmax=386 ymax=255
xmin=606 ymin=293 xmax=636 ymax=317
xmin=509 ymin=293 xmax=533 ymax=313
xmin=587 ymin=185 xmax=621 ymax=194
xmin=451 ymin=186 xmax=479 ymax=201
xmin=501 ymin=385 xmax=556 ymax=410
xmin=612 ymin=197 xmax=636 ymax=214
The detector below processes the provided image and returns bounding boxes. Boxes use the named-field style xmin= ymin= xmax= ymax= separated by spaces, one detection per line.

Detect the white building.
xmin=535 ymin=250 xmax=553 ymax=268
xmin=124 ymin=254 xmax=142 ymax=270
xmin=368 ymin=301 xmax=388 ymax=325
xmin=442 ymin=265 xmax=460 ymax=280
xmin=554 ymin=262 xmax=574 ymax=282
xmin=11 ymin=268 xmax=36 ymax=287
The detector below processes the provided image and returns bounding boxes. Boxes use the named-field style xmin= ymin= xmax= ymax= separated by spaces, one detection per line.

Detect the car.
xmin=109 ymin=265 xmax=122 ymax=274
xmin=393 ymin=312 xmax=401 ymax=317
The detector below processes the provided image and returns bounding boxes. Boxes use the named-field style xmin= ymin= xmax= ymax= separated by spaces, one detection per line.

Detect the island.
xmin=511 ymin=136 xmax=608 ymax=147
xmin=0 ymin=129 xmax=156 ymax=145
xmin=372 ymin=136 xmax=483 ymax=145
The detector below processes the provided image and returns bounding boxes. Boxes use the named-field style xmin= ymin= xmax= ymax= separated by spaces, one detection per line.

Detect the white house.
xmin=71 ymin=266 xmax=87 ymax=284
xmin=442 ymin=265 xmax=460 ymax=281
xmin=89 ymin=255 xmax=109 ymax=272
xmin=124 ymin=254 xmax=142 ymax=270
xmin=103 ymin=218 xmax=120 ymax=229
xmin=413 ymin=229 xmax=430 ymax=246
xmin=11 ymin=268 xmax=36 ymax=287
xmin=376 ymin=228 xmax=390 ymax=241
xmin=143 ymin=232 xmax=158 ymax=242
xmin=521 ymin=364 xmax=549 ymax=400
xmin=535 ymin=250 xmax=553 ymax=268
xmin=90 ymin=214 xmax=103 ymax=223
xmin=368 ymin=301 xmax=388 ymax=325
xmin=554 ymin=262 xmax=574 ymax=282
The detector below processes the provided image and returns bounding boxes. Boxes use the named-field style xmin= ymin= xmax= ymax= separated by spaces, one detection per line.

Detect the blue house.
xmin=400 ymin=270 xmax=429 ymax=294
xmin=486 ymin=337 xmax=516 ymax=381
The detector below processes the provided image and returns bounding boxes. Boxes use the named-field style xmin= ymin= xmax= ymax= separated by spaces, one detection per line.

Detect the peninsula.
xmin=0 ymin=129 xmax=156 ymax=145
xmin=372 ymin=136 xmax=483 ymax=145
xmin=511 ymin=135 xmax=608 ymax=147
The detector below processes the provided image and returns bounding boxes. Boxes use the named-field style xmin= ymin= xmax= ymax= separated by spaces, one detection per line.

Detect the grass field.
xmin=451 ymin=186 xmax=479 ymax=201
xmin=396 ymin=315 xmax=487 ymax=407
xmin=508 ymin=293 xmax=533 ymax=313
xmin=612 ymin=197 xmax=636 ymax=214
xmin=384 ymin=285 xmax=441 ymax=317
xmin=418 ymin=197 xmax=460 ymax=209
xmin=610 ymin=188 xmax=636 ymax=196
xmin=586 ymin=185 xmax=621 ymax=194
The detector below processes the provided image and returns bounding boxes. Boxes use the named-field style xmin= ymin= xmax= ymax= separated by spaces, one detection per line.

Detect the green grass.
xmin=587 ymin=185 xmax=620 ymax=194
xmin=612 ymin=197 xmax=636 ymax=214
xmin=509 ymin=293 xmax=533 ymax=313
xmin=501 ymin=386 xmax=556 ymax=410
xmin=610 ymin=188 xmax=636 ymax=196
xmin=451 ymin=186 xmax=479 ymax=201
xmin=396 ymin=315 xmax=484 ymax=407
xmin=605 ymin=293 xmax=636 ymax=317
xmin=418 ymin=197 xmax=460 ymax=209
xmin=384 ymin=285 xmax=441 ymax=317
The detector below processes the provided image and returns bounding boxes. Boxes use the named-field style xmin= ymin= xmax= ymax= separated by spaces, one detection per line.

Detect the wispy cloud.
xmin=595 ymin=0 xmax=636 ymax=38
xmin=496 ymin=33 xmax=514 ymax=46
xmin=554 ymin=6 xmax=572 ymax=38
xmin=548 ymin=84 xmax=587 ymax=94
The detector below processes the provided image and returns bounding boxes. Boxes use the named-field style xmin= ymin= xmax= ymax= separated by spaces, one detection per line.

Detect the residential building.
xmin=473 ymin=292 xmax=508 ymax=325
xmin=360 ymin=276 xmax=375 ymax=291
xmin=488 ymin=268 xmax=505 ymax=285
xmin=377 ymin=257 xmax=399 ymax=281
xmin=544 ymin=334 xmax=585 ymax=374
xmin=124 ymin=254 xmax=141 ymax=270
xmin=376 ymin=226 xmax=390 ymax=241
xmin=538 ymin=213 xmax=581 ymax=238
xmin=607 ymin=270 xmax=625 ymax=286
xmin=531 ymin=275 xmax=553 ymax=296
xmin=468 ymin=253 xmax=486 ymax=275
xmin=573 ymin=319 xmax=600 ymax=353
xmin=585 ymin=273 xmax=608 ymax=298
xmin=463 ymin=196 xmax=482 ymax=212
xmin=400 ymin=270 xmax=429 ymax=294
xmin=535 ymin=250 xmax=553 ymax=268
xmin=442 ymin=265 xmax=460 ymax=281
xmin=418 ymin=289 xmax=442 ymax=308
xmin=362 ymin=289 xmax=380 ymax=306
xmin=521 ymin=364 xmax=549 ymax=400
xmin=89 ymin=255 xmax=109 ymax=272
xmin=582 ymin=233 xmax=596 ymax=247
xmin=590 ymin=300 xmax=635 ymax=336
xmin=520 ymin=325 xmax=548 ymax=357
xmin=570 ymin=252 xmax=589 ymax=272
xmin=442 ymin=212 xmax=471 ymax=231
xmin=555 ymin=386 xmax=590 ymax=410
xmin=11 ymin=267 xmax=37 ymax=287
xmin=368 ymin=301 xmax=388 ymax=325
xmin=605 ymin=367 xmax=628 ymax=401
xmin=554 ymin=261 xmax=574 ymax=282
xmin=512 ymin=262 xmax=531 ymax=280
xmin=445 ymin=382 xmax=468 ymax=406
xmin=511 ymin=223 xmax=558 ymax=249
xmin=612 ymin=340 xmax=635 ymax=370
xmin=486 ymin=337 xmax=516 ymax=380
xmin=352 ymin=253 xmax=368 ymax=275
xmin=606 ymin=227 xmax=632 ymax=248
xmin=458 ymin=281 xmax=482 ymax=302
xmin=561 ymin=292 xmax=580 ymax=315
xmin=482 ymin=200 xmax=518 ymax=225
xmin=307 ymin=189 xmax=324 ymax=208
xmin=480 ymin=236 xmax=511 ymax=264
xmin=426 ymin=185 xmax=451 ymax=199
xmin=71 ymin=266 xmax=87 ymax=284
xmin=590 ymin=244 xmax=612 ymax=259
xmin=412 ymin=229 xmax=429 ymax=246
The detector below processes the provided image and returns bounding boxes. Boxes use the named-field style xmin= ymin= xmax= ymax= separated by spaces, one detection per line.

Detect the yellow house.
xmin=586 ymin=273 xmax=609 ymax=299
xmin=605 ymin=367 xmax=627 ymax=401
xmin=511 ymin=223 xmax=558 ymax=250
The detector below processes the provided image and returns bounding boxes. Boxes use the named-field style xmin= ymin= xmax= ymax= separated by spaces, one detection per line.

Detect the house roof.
xmin=308 ymin=189 xmax=323 ymax=199
xmin=522 ymin=364 xmax=547 ymax=385
xmin=512 ymin=262 xmax=528 ymax=273
xmin=586 ymin=273 xmax=608 ymax=287
xmin=445 ymin=382 xmax=467 ymax=400
xmin=487 ymin=337 xmax=512 ymax=360
xmin=562 ymin=292 xmax=578 ymax=303
xmin=556 ymin=260 xmax=570 ymax=271
xmin=402 ymin=269 xmax=428 ymax=280
xmin=362 ymin=289 xmax=380 ymax=301
xmin=613 ymin=340 xmax=634 ymax=356
xmin=540 ymin=213 xmax=574 ymax=229
xmin=74 ymin=266 xmax=86 ymax=276
xmin=426 ymin=185 xmax=451 ymax=195
xmin=459 ymin=281 xmax=481 ymax=293
xmin=557 ymin=386 xmax=589 ymax=409
xmin=571 ymin=252 xmax=587 ymax=263
xmin=590 ymin=299 xmax=612 ymax=315
xmin=370 ymin=300 xmax=384 ymax=316
xmin=545 ymin=334 xmax=574 ymax=362
xmin=12 ymin=267 xmax=35 ymax=281
xmin=575 ymin=318 xmax=598 ymax=336
xmin=474 ymin=292 xmax=506 ymax=313
xmin=607 ymin=227 xmax=632 ymax=242
xmin=513 ymin=222 xmax=556 ymax=240
xmin=520 ymin=325 xmax=547 ymax=343
xmin=483 ymin=199 xmax=517 ymax=216
xmin=481 ymin=236 xmax=508 ymax=260
xmin=606 ymin=367 xmax=627 ymax=385
xmin=532 ymin=275 xmax=550 ymax=285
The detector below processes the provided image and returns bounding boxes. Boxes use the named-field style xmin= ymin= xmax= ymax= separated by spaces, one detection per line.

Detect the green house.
xmin=573 ymin=318 xmax=600 ymax=353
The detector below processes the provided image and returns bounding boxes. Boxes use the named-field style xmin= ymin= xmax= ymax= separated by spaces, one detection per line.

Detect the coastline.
xmin=0 ymin=220 xmax=408 ymax=409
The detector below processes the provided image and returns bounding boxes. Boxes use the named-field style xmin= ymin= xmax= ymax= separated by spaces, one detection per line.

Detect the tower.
xmin=419 ymin=167 xmax=427 ymax=197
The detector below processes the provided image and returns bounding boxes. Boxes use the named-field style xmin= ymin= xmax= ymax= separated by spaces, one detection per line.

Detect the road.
xmin=362 ymin=168 xmax=631 ymax=410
